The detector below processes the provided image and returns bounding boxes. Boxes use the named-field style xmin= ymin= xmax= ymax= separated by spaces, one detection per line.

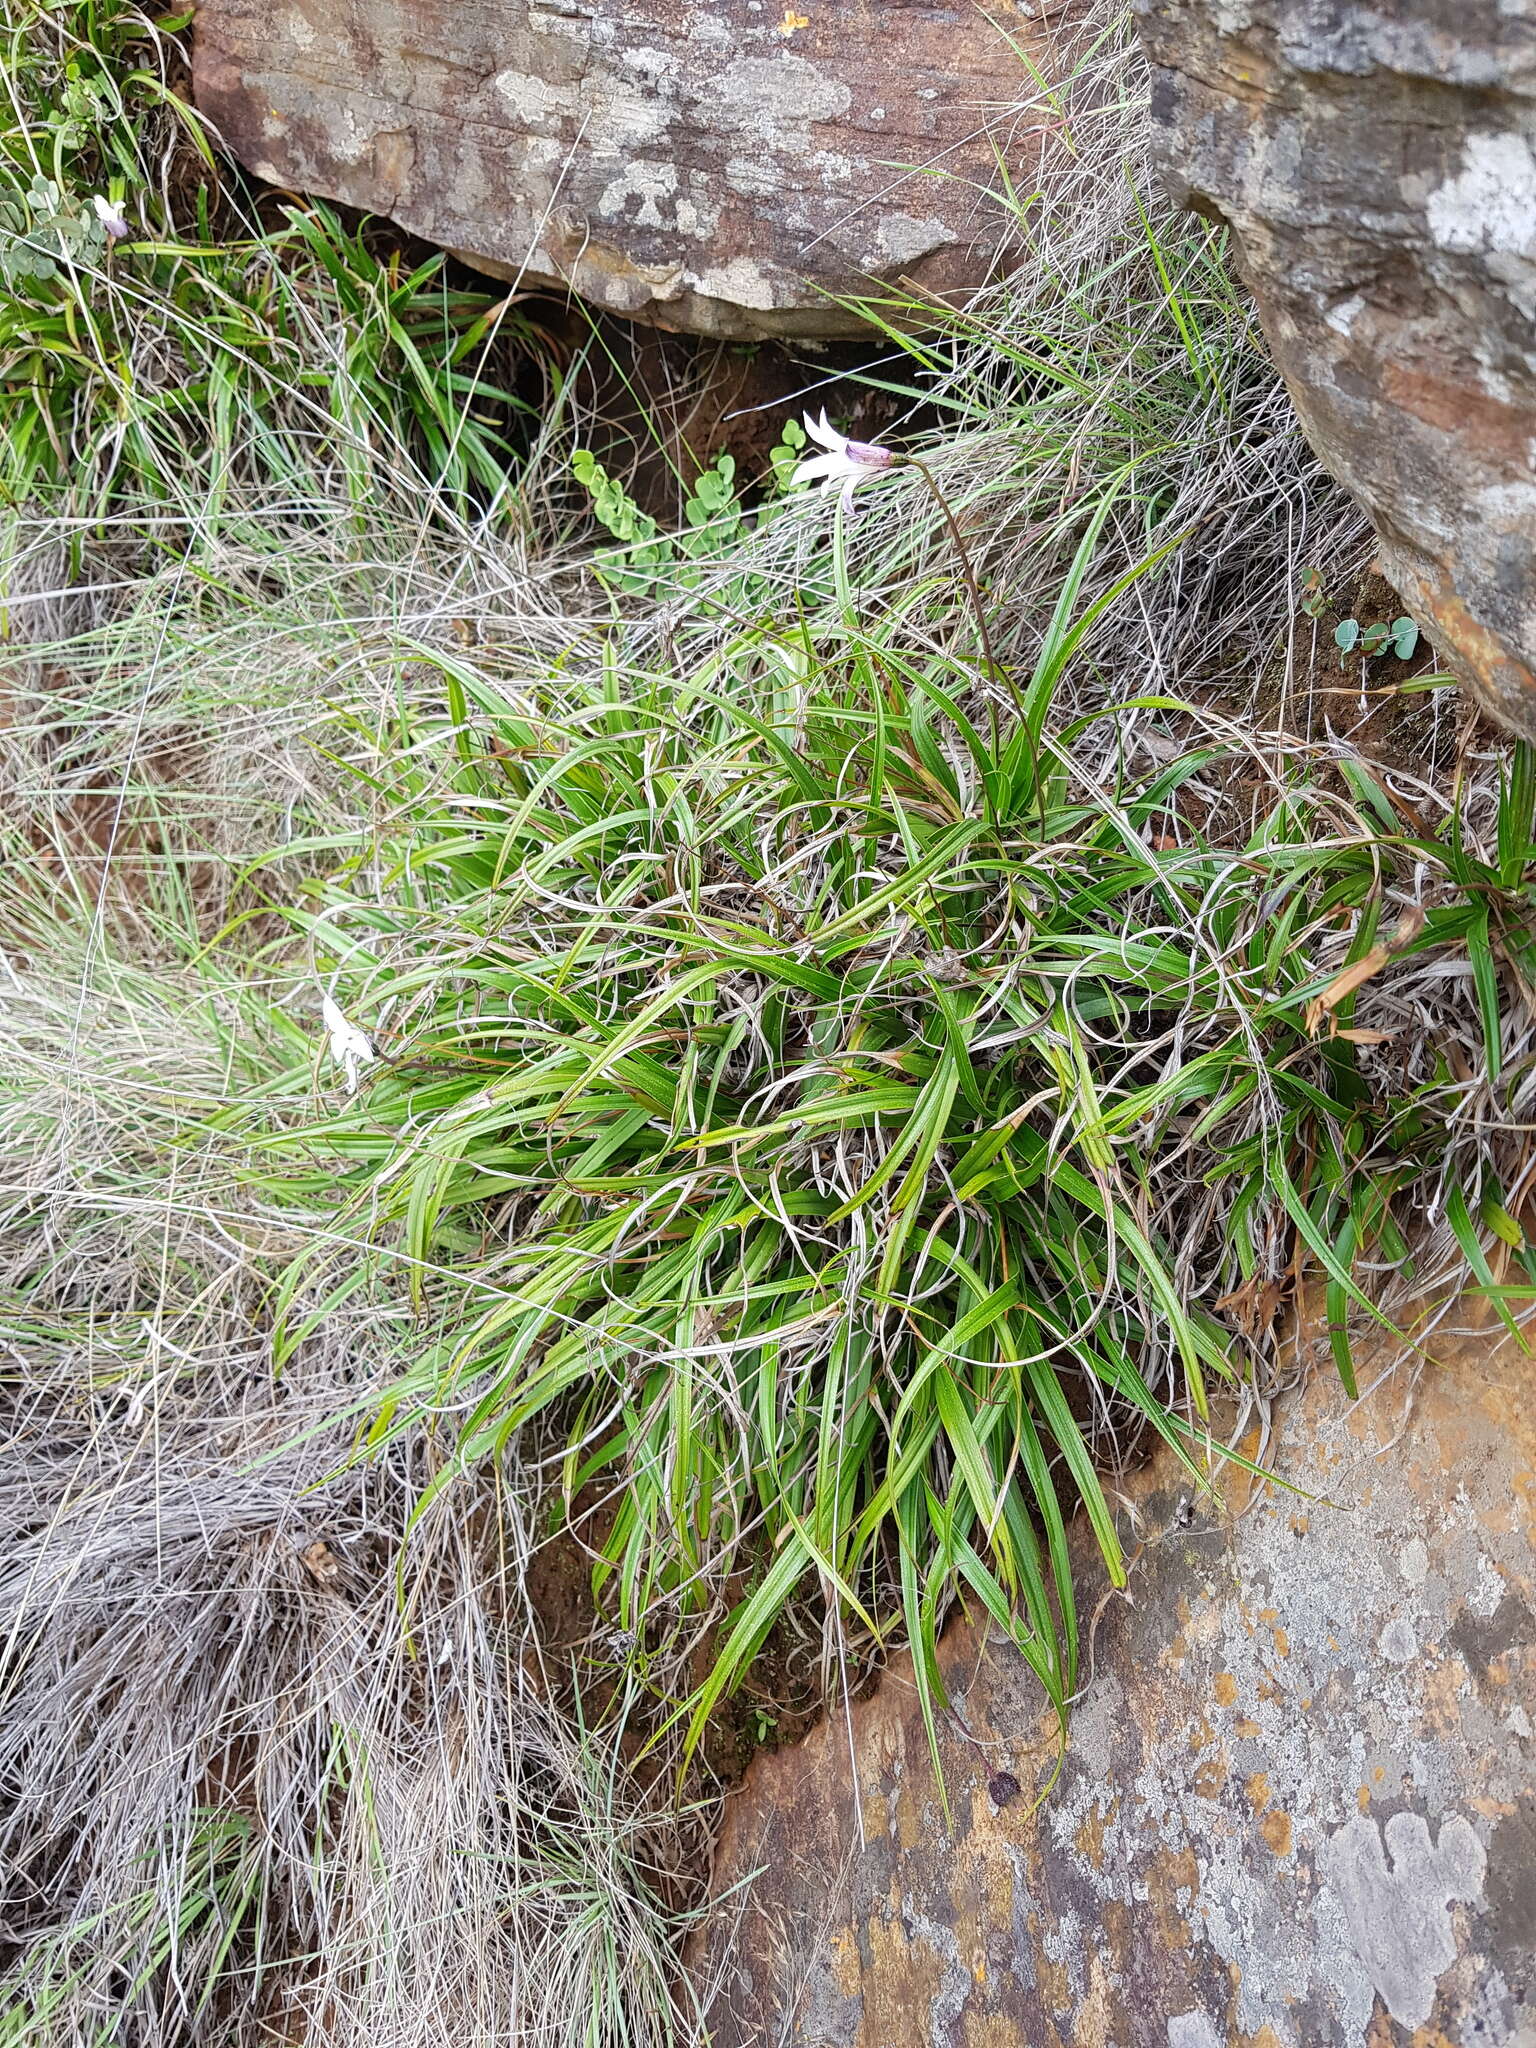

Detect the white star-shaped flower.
xmin=91 ymin=194 xmax=130 ymax=242
xmin=790 ymin=409 xmax=897 ymax=514
xmin=321 ymin=994 xmax=375 ymax=1094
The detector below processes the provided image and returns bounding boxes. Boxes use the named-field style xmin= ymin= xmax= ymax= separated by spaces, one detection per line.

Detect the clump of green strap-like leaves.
xmin=259 ymin=504 xmax=1536 ymax=1766
xmin=1 ymin=0 xmax=544 ymax=520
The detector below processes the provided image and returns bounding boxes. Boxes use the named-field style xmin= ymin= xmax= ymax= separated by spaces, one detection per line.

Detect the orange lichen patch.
xmin=1364 ymin=2009 xmax=1398 ymax=2048
xmin=1235 ymin=1717 xmax=1263 ymax=1738
xmin=858 ymin=1910 xmax=948 ymax=2045
xmin=1259 ymin=1809 xmax=1294 ymax=1857
xmin=1194 ymin=1757 xmax=1228 ymax=1801
xmin=1470 ymin=1794 xmax=1517 ymax=1819
xmin=1421 ymin=1654 xmax=1477 ymax=1736
xmin=1213 ymin=1671 xmax=1238 ymax=1708
xmin=1143 ymin=1845 xmax=1201 ymax=1952
xmin=829 ymin=1923 xmax=863 ymax=1999
xmin=1075 ymin=1806 xmax=1108 ymax=1867
xmin=1273 ymin=1628 xmax=1291 ymax=1658
xmin=1245 ymin=1772 xmax=1272 ymax=1814
xmin=1357 ymin=1784 xmax=1372 ymax=1812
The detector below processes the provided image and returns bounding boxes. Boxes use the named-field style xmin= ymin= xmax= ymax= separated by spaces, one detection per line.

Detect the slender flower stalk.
xmin=787 ymin=411 xmax=1028 ymax=793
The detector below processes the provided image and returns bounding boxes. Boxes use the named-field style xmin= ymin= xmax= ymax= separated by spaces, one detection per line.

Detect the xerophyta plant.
xmin=258 ymin=560 xmax=1536 ymax=1768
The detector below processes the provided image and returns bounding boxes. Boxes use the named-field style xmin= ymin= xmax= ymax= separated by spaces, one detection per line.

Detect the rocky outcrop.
xmin=690 ymin=1320 xmax=1536 ymax=2045
xmin=1134 ymin=0 xmax=1536 ymax=741
xmin=191 ymin=1 xmax=1052 ymax=340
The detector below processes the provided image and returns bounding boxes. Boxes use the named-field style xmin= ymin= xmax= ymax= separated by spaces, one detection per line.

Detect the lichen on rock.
xmin=190 ymin=0 xmax=1057 ymax=339
xmin=1133 ymin=0 xmax=1536 ymax=740
xmin=690 ymin=1325 xmax=1536 ymax=2045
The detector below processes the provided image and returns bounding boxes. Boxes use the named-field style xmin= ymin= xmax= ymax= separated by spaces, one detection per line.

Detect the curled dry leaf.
xmin=1215 ymin=1271 xmax=1288 ymax=1340
xmin=1304 ymin=906 xmax=1426 ymax=1038
xmin=299 ymin=1539 xmax=341 ymax=1586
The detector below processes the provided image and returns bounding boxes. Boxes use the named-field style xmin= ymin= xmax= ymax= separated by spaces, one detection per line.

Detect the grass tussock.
xmin=1 ymin=3 xmax=1534 ymax=2043
xmin=255 ymin=540 xmax=1536 ymax=1769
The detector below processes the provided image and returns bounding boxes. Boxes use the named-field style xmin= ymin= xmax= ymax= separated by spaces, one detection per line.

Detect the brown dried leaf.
xmin=1304 ymin=907 xmax=1425 ymax=1037
xmin=1215 ymin=1273 xmax=1287 ymax=1340
xmin=299 ymin=1539 xmax=340 ymax=1586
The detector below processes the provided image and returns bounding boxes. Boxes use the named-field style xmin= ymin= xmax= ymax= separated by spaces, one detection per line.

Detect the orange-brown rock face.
xmin=1135 ymin=0 xmax=1536 ymax=740
xmin=191 ymin=0 xmax=1057 ymax=340
xmin=691 ymin=1326 xmax=1536 ymax=2044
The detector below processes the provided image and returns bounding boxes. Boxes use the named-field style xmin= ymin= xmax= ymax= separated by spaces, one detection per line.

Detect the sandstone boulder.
xmin=1134 ymin=0 xmax=1536 ymax=741
xmin=691 ymin=1323 xmax=1536 ymax=2045
xmin=191 ymin=0 xmax=1050 ymax=340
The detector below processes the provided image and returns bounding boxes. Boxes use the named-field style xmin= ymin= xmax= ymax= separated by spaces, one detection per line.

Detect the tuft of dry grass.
xmin=0 ymin=907 xmax=707 ymax=2047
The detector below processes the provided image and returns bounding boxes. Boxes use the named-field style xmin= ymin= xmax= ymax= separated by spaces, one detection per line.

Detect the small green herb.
xmin=1334 ymin=613 xmax=1421 ymax=667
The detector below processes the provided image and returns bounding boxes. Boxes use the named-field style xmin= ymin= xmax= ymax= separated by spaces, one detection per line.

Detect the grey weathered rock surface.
xmin=191 ymin=0 xmax=1049 ymax=339
xmin=690 ymin=1323 xmax=1536 ymax=2045
xmin=1134 ymin=0 xmax=1536 ymax=741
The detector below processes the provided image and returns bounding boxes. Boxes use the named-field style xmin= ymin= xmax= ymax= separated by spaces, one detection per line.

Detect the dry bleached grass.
xmin=0 ymin=914 xmax=703 ymax=2047
xmin=2 ymin=9 xmax=1533 ymax=2045
xmin=0 ymin=1327 xmax=695 ymax=2047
